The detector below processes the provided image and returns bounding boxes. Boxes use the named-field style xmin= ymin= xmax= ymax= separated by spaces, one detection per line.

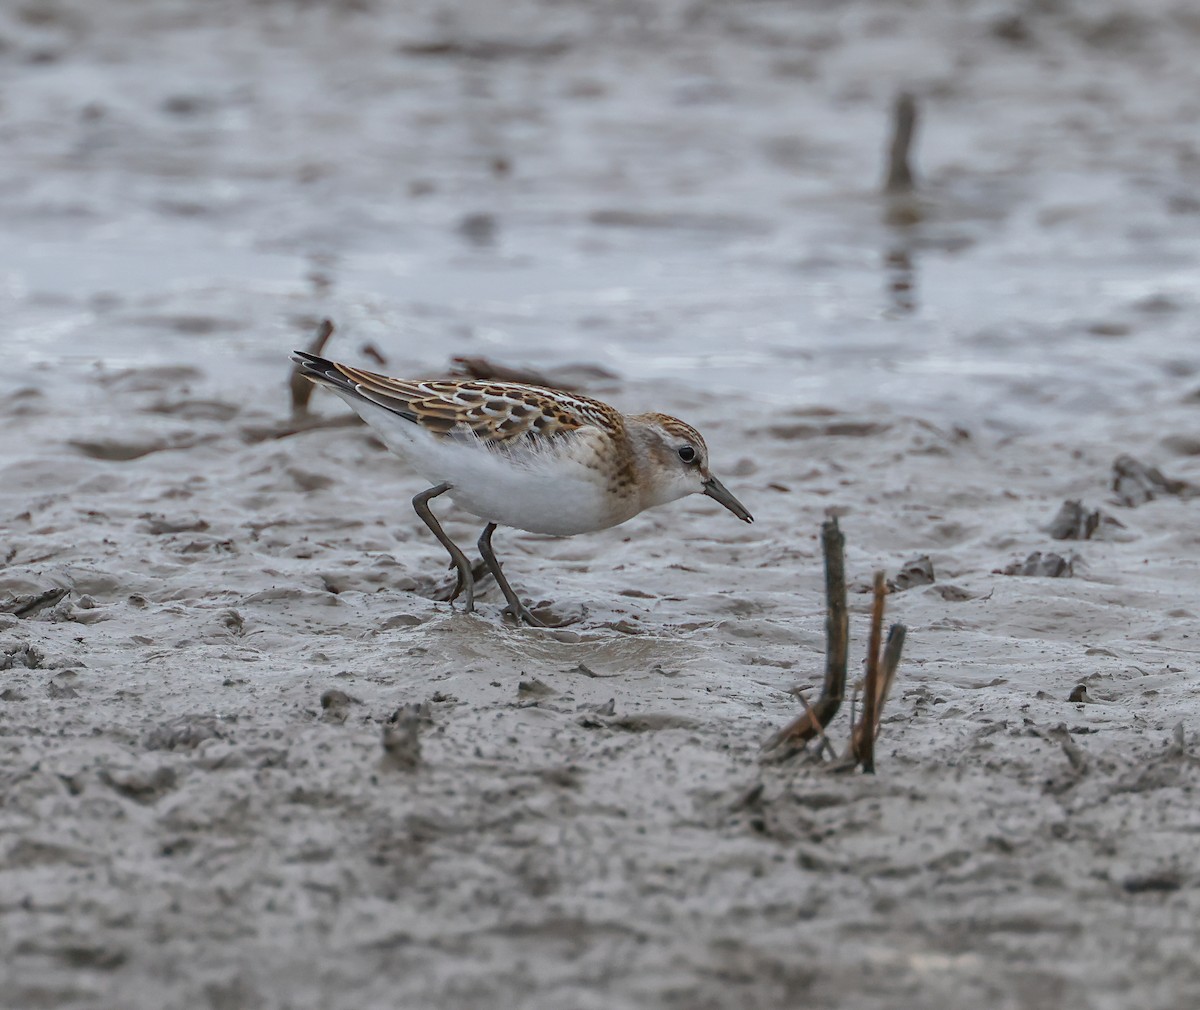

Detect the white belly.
xmin=448 ymin=475 xmax=626 ymax=536
xmin=336 ymin=390 xmax=638 ymax=536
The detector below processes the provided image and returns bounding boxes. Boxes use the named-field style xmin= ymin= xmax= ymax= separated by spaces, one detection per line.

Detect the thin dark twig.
xmin=795 ymin=689 xmax=836 ymax=761
xmin=761 ymin=517 xmax=848 ymax=752
xmin=821 ymin=517 xmax=849 ymax=713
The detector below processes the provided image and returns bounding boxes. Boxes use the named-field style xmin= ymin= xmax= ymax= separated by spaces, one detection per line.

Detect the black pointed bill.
xmin=703 ymin=476 xmax=753 ymax=523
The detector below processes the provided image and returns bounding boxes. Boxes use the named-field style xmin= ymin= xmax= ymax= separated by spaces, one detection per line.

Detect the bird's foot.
xmin=446 ymin=558 xmax=491 ymax=604
xmin=502 ymin=601 xmax=544 ymax=628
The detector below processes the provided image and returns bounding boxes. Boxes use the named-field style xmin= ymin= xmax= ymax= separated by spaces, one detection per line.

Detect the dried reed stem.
xmin=854 ymin=571 xmax=887 ymax=773
xmin=762 ymin=518 xmax=848 ymax=752
xmin=795 ymin=689 xmax=836 ymax=761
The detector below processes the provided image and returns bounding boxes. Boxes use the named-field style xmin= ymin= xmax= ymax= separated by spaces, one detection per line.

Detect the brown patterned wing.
xmin=325 ymin=361 xmax=622 ymax=445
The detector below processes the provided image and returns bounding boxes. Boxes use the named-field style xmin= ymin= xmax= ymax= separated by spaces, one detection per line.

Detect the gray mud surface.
xmin=2 ymin=3 xmax=1200 ymax=1008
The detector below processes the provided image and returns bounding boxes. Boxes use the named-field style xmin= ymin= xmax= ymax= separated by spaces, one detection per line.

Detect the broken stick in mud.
xmin=763 ymin=517 xmax=907 ymax=772
xmin=762 ymin=517 xmax=848 ymax=754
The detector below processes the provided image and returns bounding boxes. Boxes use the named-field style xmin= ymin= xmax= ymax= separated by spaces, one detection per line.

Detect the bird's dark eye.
xmin=678 ymin=445 xmax=697 ymax=464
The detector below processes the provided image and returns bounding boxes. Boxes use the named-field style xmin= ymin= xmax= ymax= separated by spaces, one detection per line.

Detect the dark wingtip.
xmin=290 ymin=351 xmax=356 ymax=397
xmin=291 ymin=350 xmax=343 ymax=383
xmin=291 ymin=349 xmax=330 ymax=369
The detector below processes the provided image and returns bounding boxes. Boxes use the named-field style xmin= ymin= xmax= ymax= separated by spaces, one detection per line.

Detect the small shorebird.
xmin=292 ymin=351 xmax=753 ymax=625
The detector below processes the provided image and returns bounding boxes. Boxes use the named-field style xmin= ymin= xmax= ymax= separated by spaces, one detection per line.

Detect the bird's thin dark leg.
xmin=445 ymin=557 xmax=494 ymax=603
xmin=446 ymin=559 xmax=468 ymax=603
xmin=412 ymin=483 xmax=474 ymax=613
xmin=477 ymin=523 xmax=543 ymax=627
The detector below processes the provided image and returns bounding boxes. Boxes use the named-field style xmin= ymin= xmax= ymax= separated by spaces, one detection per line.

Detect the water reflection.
xmin=883 ymin=245 xmax=917 ymax=316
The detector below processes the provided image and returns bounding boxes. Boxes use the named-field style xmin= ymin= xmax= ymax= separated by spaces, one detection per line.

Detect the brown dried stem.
xmin=853 ymin=571 xmax=887 ymax=773
xmin=762 ymin=518 xmax=848 ymax=753
xmin=850 ymin=621 xmax=907 ymax=768
xmin=795 ymin=689 xmax=836 ymax=761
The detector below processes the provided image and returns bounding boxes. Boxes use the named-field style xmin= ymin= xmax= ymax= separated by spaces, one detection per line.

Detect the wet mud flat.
xmin=4 ymin=365 xmax=1200 ymax=1010
xmin=3 ymin=2 xmax=1200 ymax=1009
